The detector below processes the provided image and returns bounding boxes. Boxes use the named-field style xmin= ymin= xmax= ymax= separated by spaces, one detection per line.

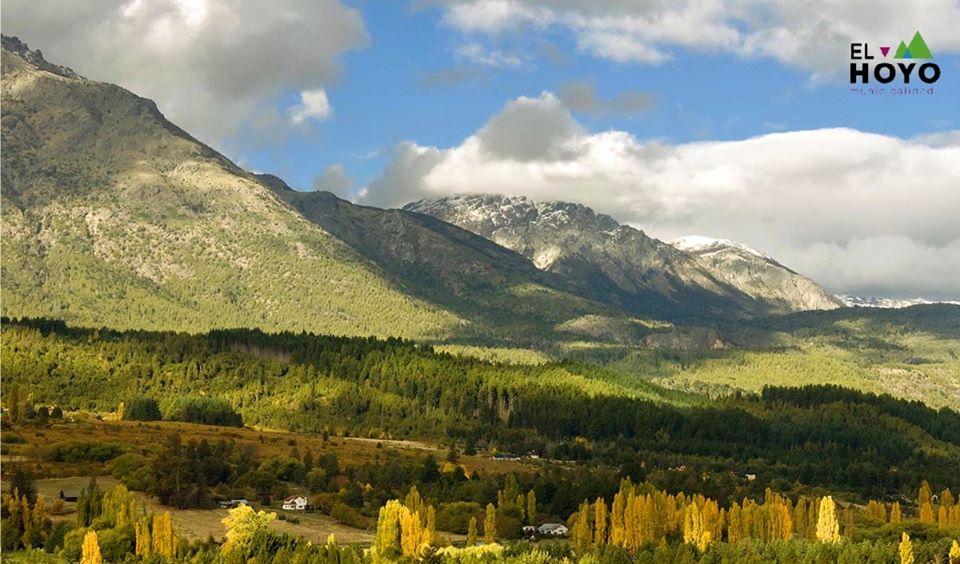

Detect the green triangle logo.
xmin=894 ymin=41 xmax=909 ymax=58
xmin=907 ymin=31 xmax=933 ymax=58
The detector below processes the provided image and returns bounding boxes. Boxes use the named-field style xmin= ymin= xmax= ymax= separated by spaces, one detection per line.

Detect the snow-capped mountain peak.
xmin=670 ymin=236 xmax=773 ymax=262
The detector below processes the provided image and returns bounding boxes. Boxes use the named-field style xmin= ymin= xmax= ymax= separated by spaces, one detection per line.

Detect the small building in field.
xmin=537 ymin=523 xmax=569 ymax=537
xmin=282 ymin=495 xmax=309 ymax=511
xmin=59 ymin=490 xmax=79 ymax=502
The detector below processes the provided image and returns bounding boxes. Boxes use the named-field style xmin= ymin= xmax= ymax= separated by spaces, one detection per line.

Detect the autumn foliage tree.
xmin=816 ymin=496 xmax=840 ymax=543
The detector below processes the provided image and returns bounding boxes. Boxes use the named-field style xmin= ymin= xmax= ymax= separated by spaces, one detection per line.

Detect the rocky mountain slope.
xmin=671 ymin=236 xmax=843 ymax=312
xmin=0 ymin=36 xmax=458 ymax=338
xmin=1 ymin=35 xmax=841 ymax=347
xmin=1 ymin=36 xmax=626 ymax=344
xmin=405 ymin=195 xmax=841 ymax=317
xmin=260 ymin=178 xmax=612 ymax=341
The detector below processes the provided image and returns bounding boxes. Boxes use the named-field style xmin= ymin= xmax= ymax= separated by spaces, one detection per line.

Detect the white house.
xmin=537 ymin=523 xmax=569 ymax=536
xmin=282 ymin=495 xmax=309 ymax=511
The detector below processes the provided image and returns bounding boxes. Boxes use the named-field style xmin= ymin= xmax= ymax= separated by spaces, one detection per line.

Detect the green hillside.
xmin=3 ymin=318 xmax=959 ymax=497
xmin=0 ymin=44 xmax=462 ymax=339
xmin=608 ymin=305 xmax=960 ymax=410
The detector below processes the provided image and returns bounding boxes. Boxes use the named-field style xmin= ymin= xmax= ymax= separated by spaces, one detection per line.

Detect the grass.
xmin=1 ymin=417 xmax=529 ymax=546
xmin=1 ymin=417 xmax=536 ymax=482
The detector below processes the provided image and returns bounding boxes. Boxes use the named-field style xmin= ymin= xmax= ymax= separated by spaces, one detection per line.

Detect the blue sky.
xmin=238 ymin=1 xmax=960 ymax=194
xmin=3 ymin=0 xmax=959 ymax=297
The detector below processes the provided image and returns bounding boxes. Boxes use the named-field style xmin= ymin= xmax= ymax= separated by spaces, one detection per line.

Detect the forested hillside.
xmin=4 ymin=319 xmax=959 ymax=499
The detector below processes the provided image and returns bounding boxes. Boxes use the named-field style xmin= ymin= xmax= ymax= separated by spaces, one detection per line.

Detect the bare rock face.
xmin=406 ymin=195 xmax=841 ymax=317
xmin=671 ymin=236 xmax=843 ymax=312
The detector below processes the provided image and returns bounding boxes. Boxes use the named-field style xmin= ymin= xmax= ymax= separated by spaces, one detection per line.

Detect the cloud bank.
xmin=438 ymin=0 xmax=960 ymax=76
xmin=1 ymin=0 xmax=367 ymax=145
xmin=363 ymin=92 xmax=960 ymax=299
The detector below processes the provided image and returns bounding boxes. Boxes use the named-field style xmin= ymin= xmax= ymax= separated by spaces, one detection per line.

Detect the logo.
xmin=849 ymin=31 xmax=941 ymax=94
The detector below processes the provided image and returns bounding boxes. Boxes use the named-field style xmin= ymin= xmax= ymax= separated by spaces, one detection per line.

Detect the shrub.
xmin=46 ymin=440 xmax=123 ymax=463
xmin=329 ymin=502 xmax=370 ymax=529
xmin=161 ymin=396 xmax=243 ymax=427
xmin=122 ymin=398 xmax=162 ymax=421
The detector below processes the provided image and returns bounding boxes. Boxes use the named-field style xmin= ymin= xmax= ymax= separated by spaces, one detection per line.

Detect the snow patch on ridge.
xmin=670 ymin=235 xmax=774 ymax=261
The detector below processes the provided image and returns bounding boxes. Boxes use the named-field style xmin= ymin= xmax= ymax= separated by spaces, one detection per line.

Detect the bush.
xmin=161 ymin=396 xmax=243 ymax=427
xmin=45 ymin=440 xmax=123 ymax=463
xmin=122 ymin=398 xmax=162 ymax=421
xmin=108 ymin=452 xmax=152 ymax=490
xmin=437 ymin=501 xmax=483 ymax=534
xmin=329 ymin=502 xmax=371 ymax=529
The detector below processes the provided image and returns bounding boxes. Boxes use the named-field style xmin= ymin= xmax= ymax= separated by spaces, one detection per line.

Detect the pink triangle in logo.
xmin=879 ymin=46 xmax=891 ymax=57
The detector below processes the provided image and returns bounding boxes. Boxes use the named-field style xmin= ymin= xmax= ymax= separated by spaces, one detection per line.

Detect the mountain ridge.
xmin=404 ymin=194 xmax=842 ymax=317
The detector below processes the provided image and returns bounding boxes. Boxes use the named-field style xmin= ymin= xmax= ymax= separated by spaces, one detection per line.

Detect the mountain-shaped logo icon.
xmin=894 ymin=31 xmax=933 ymax=59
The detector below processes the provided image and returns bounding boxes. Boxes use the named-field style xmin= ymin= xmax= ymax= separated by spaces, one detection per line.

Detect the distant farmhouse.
xmin=537 ymin=523 xmax=569 ymax=536
xmin=59 ymin=490 xmax=79 ymax=502
xmin=282 ymin=495 xmax=310 ymax=511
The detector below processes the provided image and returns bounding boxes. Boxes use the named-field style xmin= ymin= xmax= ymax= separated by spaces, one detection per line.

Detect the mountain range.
xmin=2 ymin=36 xmax=841 ymax=346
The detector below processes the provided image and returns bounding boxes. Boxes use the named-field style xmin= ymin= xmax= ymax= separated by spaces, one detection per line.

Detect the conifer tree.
xmin=815 ymin=496 xmax=840 ymax=543
xmin=899 ymin=532 xmax=914 ymax=564
xmin=81 ymin=530 xmax=102 ymax=564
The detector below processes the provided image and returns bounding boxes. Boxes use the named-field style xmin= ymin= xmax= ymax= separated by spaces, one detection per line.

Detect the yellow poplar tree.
xmin=571 ymin=500 xmax=592 ymax=553
xmin=221 ymin=505 xmax=276 ymax=556
xmin=683 ymin=502 xmax=703 ymax=547
xmin=593 ymin=497 xmax=608 ymax=545
xmin=610 ymin=490 xmax=626 ymax=547
xmin=374 ymin=500 xmax=403 ymax=557
xmin=135 ymin=516 xmax=152 ymax=558
xmin=919 ymin=482 xmax=935 ymax=525
xmin=865 ymin=500 xmax=887 ymax=522
xmin=483 ymin=503 xmax=497 ymax=543
xmin=793 ymin=498 xmax=808 ymax=539
xmin=815 ymin=496 xmax=840 ymax=543
xmin=727 ymin=502 xmax=743 ymax=544
xmin=399 ymin=506 xmax=425 ymax=557
xmin=526 ymin=490 xmax=537 ymax=526
xmin=81 ymin=530 xmax=102 ymax=564
xmin=426 ymin=505 xmax=436 ymax=546
xmin=467 ymin=516 xmax=478 ymax=546
xmin=152 ymin=511 xmax=175 ymax=558
xmin=890 ymin=502 xmax=903 ymax=524
xmin=948 ymin=540 xmax=960 ymax=564
xmin=899 ymin=532 xmax=914 ymax=564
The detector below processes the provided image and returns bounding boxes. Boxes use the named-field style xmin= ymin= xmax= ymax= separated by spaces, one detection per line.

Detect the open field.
xmin=0 ymin=476 xmax=375 ymax=544
xmin=1 ymin=416 xmax=535 ymax=481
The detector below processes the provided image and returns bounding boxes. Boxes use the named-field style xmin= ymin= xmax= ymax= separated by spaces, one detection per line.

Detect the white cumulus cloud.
xmin=435 ymin=0 xmax=960 ymax=76
xmin=1 ymin=0 xmax=367 ymax=146
xmin=291 ymin=89 xmax=332 ymax=125
xmin=363 ymin=92 xmax=960 ymax=299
